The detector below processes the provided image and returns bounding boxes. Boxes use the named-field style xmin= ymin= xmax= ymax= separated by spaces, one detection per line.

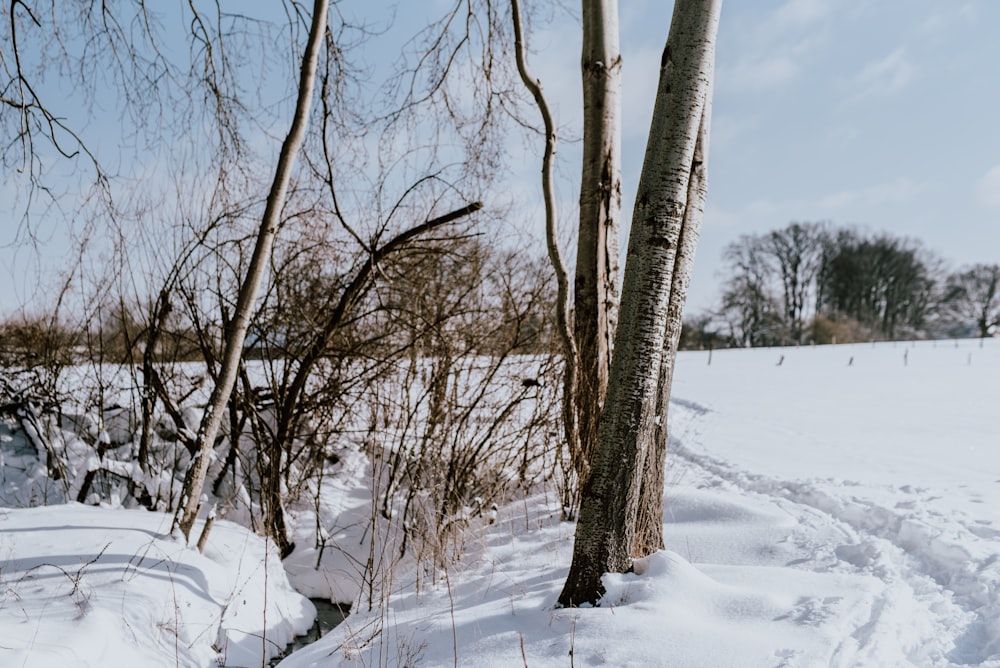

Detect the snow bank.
xmin=0 ymin=504 xmax=314 ymax=667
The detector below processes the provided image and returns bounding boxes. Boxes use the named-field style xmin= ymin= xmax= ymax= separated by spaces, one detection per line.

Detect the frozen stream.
xmin=270 ymin=600 xmax=350 ymax=666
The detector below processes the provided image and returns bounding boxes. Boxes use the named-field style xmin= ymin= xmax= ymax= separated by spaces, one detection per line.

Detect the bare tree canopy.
xmin=711 ymin=223 xmax=952 ymax=346
xmin=945 ymin=263 xmax=1000 ymax=340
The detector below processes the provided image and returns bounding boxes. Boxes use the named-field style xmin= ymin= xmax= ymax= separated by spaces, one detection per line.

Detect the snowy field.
xmin=284 ymin=338 xmax=1000 ymax=668
xmin=1 ymin=338 xmax=998 ymax=667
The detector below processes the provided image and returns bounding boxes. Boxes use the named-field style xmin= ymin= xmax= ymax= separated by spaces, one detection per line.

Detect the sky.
xmin=693 ymin=0 xmax=1000 ymax=312
xmin=526 ymin=0 xmax=1000 ymax=313
xmin=2 ymin=0 xmax=999 ymax=317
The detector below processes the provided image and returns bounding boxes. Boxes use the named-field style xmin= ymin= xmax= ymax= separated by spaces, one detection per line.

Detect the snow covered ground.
xmin=283 ymin=338 xmax=1000 ymax=668
xmin=0 ymin=504 xmax=314 ymax=667
xmin=1 ymin=338 xmax=998 ymax=667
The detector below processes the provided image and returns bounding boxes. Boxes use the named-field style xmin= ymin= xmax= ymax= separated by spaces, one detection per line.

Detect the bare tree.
xmin=261 ymin=203 xmax=481 ymax=555
xmin=1 ymin=0 xmax=108 ymax=196
xmin=173 ymin=0 xmax=329 ymax=544
xmin=764 ymin=222 xmax=827 ymax=344
xmin=717 ymin=222 xmax=826 ymax=346
xmin=816 ymin=230 xmax=938 ymax=340
xmin=720 ymin=235 xmax=782 ymax=346
xmin=559 ymin=0 xmax=721 ymax=607
xmin=945 ymin=263 xmax=1000 ymax=341
xmin=635 ymin=79 xmax=712 ymax=557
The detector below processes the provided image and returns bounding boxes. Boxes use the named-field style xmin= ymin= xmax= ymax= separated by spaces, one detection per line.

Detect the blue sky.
xmin=643 ymin=0 xmax=1000 ymax=311
xmin=518 ymin=0 xmax=1000 ymax=312
xmin=3 ymin=0 xmax=999 ymax=317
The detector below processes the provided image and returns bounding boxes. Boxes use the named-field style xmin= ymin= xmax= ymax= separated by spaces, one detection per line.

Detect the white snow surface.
xmin=1 ymin=338 xmax=998 ymax=667
xmin=0 ymin=505 xmax=314 ymax=667
xmin=282 ymin=338 xmax=1000 ymax=668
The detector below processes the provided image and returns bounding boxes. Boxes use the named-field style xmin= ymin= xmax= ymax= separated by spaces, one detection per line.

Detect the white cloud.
xmin=723 ymin=54 xmax=800 ymax=92
xmin=717 ymin=0 xmax=831 ymax=95
xmin=976 ymin=165 xmax=1000 ymax=209
xmin=819 ymin=178 xmax=929 ymax=209
xmin=920 ymin=2 xmax=980 ymax=33
xmin=772 ymin=0 xmax=831 ymax=30
xmin=917 ymin=13 xmax=947 ymax=35
xmin=853 ymin=48 xmax=913 ymax=95
xmin=702 ymin=202 xmax=743 ymax=230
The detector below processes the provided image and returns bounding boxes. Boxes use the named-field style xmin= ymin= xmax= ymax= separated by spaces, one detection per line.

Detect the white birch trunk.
xmin=173 ymin=0 xmax=329 ymax=542
xmin=574 ymin=0 xmax=622 ymax=489
xmin=635 ymin=90 xmax=712 ymax=556
xmin=559 ymin=0 xmax=721 ymax=606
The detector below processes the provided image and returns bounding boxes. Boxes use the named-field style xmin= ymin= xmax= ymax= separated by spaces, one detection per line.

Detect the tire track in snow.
xmin=667 ymin=398 xmax=997 ymax=666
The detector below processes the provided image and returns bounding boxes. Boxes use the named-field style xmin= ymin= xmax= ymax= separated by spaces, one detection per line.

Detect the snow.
xmin=2 ymin=337 xmax=999 ymax=667
xmin=281 ymin=338 xmax=1000 ymax=667
xmin=0 ymin=504 xmax=314 ymax=667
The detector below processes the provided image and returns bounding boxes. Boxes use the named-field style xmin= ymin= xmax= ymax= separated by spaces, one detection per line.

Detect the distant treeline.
xmin=0 ymin=238 xmax=557 ymax=369
xmin=681 ymin=222 xmax=1000 ymax=349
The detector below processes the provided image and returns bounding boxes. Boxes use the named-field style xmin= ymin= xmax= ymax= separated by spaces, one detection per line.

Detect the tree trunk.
xmin=633 ymin=96 xmax=712 ymax=557
xmin=574 ymin=0 xmax=622 ymax=494
xmin=558 ymin=0 xmax=721 ymax=607
xmin=511 ymin=0 xmax=581 ymax=517
xmin=173 ymin=0 xmax=329 ymax=543
xmin=138 ymin=290 xmax=172 ymax=476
